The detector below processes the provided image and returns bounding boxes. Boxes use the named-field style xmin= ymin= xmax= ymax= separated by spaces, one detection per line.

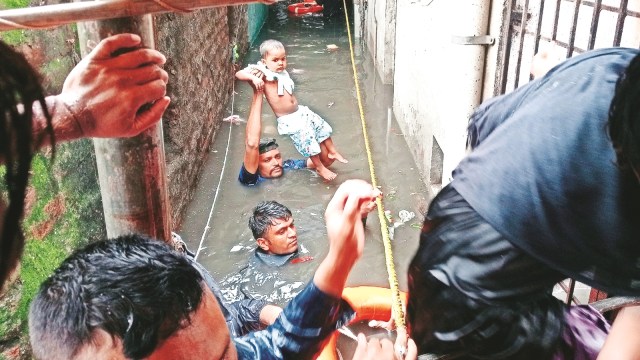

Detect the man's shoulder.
xmin=238 ymin=163 xmax=261 ymax=186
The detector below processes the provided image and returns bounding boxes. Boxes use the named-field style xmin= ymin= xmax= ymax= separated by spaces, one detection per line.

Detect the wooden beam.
xmin=0 ymin=0 xmax=266 ymax=31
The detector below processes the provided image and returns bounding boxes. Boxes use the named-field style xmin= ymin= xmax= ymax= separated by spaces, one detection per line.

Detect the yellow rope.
xmin=341 ymin=0 xmax=406 ymax=331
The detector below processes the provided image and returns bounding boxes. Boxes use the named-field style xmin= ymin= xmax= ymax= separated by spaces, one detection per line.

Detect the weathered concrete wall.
xmin=247 ymin=4 xmax=269 ymax=45
xmin=392 ymin=0 xmax=490 ymax=196
xmin=155 ymin=6 xmax=250 ymax=227
xmin=363 ymin=0 xmax=396 ymax=83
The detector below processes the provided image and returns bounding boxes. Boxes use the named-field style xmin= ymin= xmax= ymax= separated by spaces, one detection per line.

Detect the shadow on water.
xmin=179 ymin=3 xmax=430 ymax=307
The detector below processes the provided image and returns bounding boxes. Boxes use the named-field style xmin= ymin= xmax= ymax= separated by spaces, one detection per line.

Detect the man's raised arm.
xmin=243 ymin=88 xmax=264 ymax=174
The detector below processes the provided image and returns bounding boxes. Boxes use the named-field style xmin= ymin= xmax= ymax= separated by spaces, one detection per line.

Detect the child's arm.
xmin=235 ymin=68 xmax=265 ymax=91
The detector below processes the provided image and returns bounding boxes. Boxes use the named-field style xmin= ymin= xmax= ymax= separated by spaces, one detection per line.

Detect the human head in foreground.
xmin=29 ymin=234 xmax=218 ymax=360
xmin=0 ymin=34 xmax=169 ymax=290
xmin=249 ymin=200 xmax=298 ymax=255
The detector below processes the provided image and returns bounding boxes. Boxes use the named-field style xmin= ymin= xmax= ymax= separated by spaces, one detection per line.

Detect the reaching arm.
xmin=31 ymin=33 xmax=169 ymax=149
xmin=597 ymin=305 xmax=640 ymax=360
xmin=313 ymin=179 xmax=378 ymax=297
xmin=243 ymin=90 xmax=264 ymax=175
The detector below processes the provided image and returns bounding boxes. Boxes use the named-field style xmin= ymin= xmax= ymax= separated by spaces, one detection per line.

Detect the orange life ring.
xmin=288 ymin=1 xmax=324 ymax=15
xmin=315 ymin=286 xmax=408 ymax=360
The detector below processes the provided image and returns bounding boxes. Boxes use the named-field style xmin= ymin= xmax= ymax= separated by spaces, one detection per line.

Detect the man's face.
xmin=258 ymin=149 xmax=284 ymax=178
xmin=258 ymin=216 xmax=298 ymax=255
xmin=74 ymin=286 xmax=237 ymax=360
xmin=148 ymin=286 xmax=237 ymax=360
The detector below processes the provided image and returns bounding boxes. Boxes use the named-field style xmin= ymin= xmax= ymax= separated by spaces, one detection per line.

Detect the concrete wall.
xmin=363 ymin=0 xmax=396 ymax=83
xmin=392 ymin=0 xmax=490 ymax=195
xmin=155 ymin=7 xmax=250 ymax=227
xmin=247 ymin=3 xmax=269 ymax=45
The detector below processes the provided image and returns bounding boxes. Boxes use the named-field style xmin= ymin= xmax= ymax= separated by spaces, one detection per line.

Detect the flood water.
xmin=179 ymin=3 xmax=430 ymax=308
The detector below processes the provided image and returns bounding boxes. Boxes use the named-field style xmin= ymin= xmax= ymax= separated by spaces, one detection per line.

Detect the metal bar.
xmin=587 ymin=0 xmax=602 ymax=50
xmin=613 ymin=0 xmax=629 ymax=46
xmin=533 ymin=0 xmax=546 ymax=55
xmin=0 ymin=0 xmax=263 ymax=31
xmin=499 ymin=0 xmax=519 ymax=94
xmin=551 ymin=0 xmax=562 ymax=41
xmin=560 ymin=278 xmax=579 ymax=305
xmin=494 ymin=0 xmax=515 ymax=96
xmin=513 ymin=0 xmax=531 ymax=88
xmin=566 ymin=0 xmax=582 ymax=58
xmin=582 ymin=1 xmax=640 ymax=18
xmin=80 ymin=15 xmax=172 ymax=243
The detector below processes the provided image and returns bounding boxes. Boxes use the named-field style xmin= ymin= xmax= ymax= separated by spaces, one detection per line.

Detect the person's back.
xmin=408 ymin=47 xmax=640 ymax=359
xmin=452 ymin=47 xmax=640 ymax=291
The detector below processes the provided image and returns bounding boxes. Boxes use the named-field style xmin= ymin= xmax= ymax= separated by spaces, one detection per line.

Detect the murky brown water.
xmin=179 ymin=4 xmax=429 ymax=308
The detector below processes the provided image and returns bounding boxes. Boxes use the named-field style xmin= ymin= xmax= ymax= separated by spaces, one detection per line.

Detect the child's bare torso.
xmin=263 ymin=79 xmax=298 ymax=117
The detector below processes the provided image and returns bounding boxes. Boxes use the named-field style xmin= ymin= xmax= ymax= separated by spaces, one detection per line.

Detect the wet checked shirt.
xmin=233 ymin=281 xmax=354 ymax=359
xmin=451 ymin=47 xmax=640 ymax=295
xmin=238 ymin=159 xmax=307 ymax=186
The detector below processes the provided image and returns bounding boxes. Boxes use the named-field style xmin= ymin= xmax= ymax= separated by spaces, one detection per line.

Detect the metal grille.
xmin=497 ymin=0 xmax=640 ymax=95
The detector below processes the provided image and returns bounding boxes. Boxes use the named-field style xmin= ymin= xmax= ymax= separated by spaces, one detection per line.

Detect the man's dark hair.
xmin=248 ymin=201 xmax=292 ymax=239
xmin=0 ymin=40 xmax=54 ymax=288
xmin=29 ymin=234 xmax=203 ymax=360
xmin=259 ymin=137 xmax=279 ymax=154
xmin=609 ymin=52 xmax=640 ymax=172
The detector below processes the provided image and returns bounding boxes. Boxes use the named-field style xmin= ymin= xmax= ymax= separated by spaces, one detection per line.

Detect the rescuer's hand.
xmin=352 ymin=333 xmax=417 ymax=360
xmin=59 ymin=33 xmax=170 ymax=139
xmin=313 ymin=180 xmax=379 ymax=298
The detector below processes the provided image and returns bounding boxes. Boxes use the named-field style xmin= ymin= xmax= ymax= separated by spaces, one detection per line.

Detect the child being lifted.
xmin=236 ymin=39 xmax=347 ymax=181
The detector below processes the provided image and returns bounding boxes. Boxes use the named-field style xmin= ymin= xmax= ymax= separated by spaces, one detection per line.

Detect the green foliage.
xmin=18 ymin=238 xmax=68 ymax=322
xmin=0 ymin=306 xmax=19 ymax=340
xmin=0 ymin=0 xmax=30 ymax=9
xmin=0 ymin=30 xmax=27 ymax=45
xmin=0 ymin=141 xmax=105 ymax=346
xmin=16 ymin=142 xmax=105 ymax=321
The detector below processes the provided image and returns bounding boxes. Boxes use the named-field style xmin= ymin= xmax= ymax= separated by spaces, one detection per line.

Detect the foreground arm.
xmin=31 ymin=33 xmax=169 ymax=148
xmin=314 ymin=180 xmax=377 ymax=297
xmin=597 ymin=306 xmax=640 ymax=360
xmin=242 ymin=89 xmax=264 ymax=174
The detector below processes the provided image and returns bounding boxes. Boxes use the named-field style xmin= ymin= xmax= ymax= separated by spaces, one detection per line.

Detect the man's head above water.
xmin=257 ymin=138 xmax=284 ymax=178
xmin=29 ymin=234 xmax=239 ymax=360
xmin=249 ymin=200 xmax=298 ymax=255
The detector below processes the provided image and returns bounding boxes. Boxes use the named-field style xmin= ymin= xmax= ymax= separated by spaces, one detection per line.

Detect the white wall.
xmin=363 ymin=0 xmax=396 ymax=83
xmin=392 ymin=0 xmax=491 ymax=194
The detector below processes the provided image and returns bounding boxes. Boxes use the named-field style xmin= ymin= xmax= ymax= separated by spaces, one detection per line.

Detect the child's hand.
xmin=251 ymin=77 xmax=265 ymax=91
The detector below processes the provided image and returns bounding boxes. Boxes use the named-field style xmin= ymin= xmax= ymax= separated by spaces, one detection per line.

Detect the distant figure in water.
xmin=236 ymin=39 xmax=347 ymax=181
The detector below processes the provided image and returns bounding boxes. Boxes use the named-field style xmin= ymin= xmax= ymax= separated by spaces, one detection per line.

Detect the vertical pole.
xmin=77 ymin=15 xmax=172 ymax=243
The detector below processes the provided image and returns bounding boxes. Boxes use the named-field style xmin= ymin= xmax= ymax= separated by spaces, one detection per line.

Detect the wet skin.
xmin=258 ymin=149 xmax=284 ymax=178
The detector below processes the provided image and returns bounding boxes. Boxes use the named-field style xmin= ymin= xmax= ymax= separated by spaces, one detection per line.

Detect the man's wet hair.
xmin=0 ymin=41 xmax=54 ymax=288
xmin=249 ymin=201 xmax=292 ymax=239
xmin=609 ymin=52 xmax=640 ymax=173
xmin=259 ymin=39 xmax=285 ymax=57
xmin=29 ymin=234 xmax=203 ymax=360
